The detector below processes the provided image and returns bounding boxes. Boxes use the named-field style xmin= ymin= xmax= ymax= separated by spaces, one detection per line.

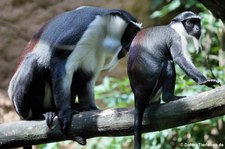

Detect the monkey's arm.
xmin=170 ymin=40 xmax=219 ymax=88
xmin=50 ymin=58 xmax=77 ymax=131
xmin=173 ymin=56 xmax=207 ymax=83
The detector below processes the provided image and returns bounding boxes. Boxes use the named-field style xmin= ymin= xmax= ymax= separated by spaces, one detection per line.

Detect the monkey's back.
xmin=128 ymin=26 xmax=177 ymax=71
xmin=127 ymin=26 xmax=179 ymax=90
xmin=129 ymin=26 xmax=176 ymax=61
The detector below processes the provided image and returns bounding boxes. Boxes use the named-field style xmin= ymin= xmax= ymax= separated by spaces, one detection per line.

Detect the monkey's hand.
xmin=200 ymin=79 xmax=221 ymax=88
xmin=58 ymin=108 xmax=79 ymax=132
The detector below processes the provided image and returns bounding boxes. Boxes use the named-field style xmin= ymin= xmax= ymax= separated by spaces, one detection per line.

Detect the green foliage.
xmin=95 ymin=77 xmax=134 ymax=109
xmin=150 ymin=0 xmax=206 ymax=19
xmin=150 ymin=0 xmax=181 ymax=19
xmin=83 ymin=136 xmax=134 ymax=149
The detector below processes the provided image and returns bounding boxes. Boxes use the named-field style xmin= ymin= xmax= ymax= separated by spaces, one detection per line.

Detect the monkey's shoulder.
xmin=134 ymin=25 xmax=177 ymax=44
xmin=143 ymin=25 xmax=178 ymax=36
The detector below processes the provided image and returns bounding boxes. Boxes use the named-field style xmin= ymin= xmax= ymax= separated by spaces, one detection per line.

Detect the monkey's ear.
xmin=121 ymin=22 xmax=141 ymax=51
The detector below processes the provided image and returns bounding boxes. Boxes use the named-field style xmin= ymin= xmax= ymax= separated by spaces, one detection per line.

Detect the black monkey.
xmin=127 ymin=11 xmax=220 ymax=149
xmin=8 ymin=6 xmax=141 ymax=132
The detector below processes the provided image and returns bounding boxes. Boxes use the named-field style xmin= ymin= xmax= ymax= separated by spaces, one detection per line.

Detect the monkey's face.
xmin=183 ymin=18 xmax=201 ymax=39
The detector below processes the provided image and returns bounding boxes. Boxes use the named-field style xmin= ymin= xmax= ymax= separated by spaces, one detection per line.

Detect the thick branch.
xmin=1 ymin=86 xmax=225 ymax=148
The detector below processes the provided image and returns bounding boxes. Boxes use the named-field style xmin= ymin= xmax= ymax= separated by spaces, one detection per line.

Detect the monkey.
xmin=8 ymin=6 xmax=142 ymax=132
xmin=127 ymin=11 xmax=220 ymax=149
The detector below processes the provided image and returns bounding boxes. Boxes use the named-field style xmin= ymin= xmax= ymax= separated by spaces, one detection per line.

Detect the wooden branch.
xmin=1 ymin=85 xmax=225 ymax=148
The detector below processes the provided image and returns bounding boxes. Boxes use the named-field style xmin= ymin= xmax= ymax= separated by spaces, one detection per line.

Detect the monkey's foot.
xmin=43 ymin=111 xmax=56 ymax=127
xmin=162 ymin=95 xmax=186 ymax=103
xmin=58 ymin=108 xmax=79 ymax=132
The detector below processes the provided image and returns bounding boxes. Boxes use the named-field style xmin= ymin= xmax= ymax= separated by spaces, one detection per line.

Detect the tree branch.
xmin=1 ymin=86 xmax=225 ymax=148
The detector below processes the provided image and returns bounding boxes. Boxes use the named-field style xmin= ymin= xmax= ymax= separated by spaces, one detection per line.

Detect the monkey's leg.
xmin=50 ymin=60 xmax=78 ymax=132
xmin=162 ymin=61 xmax=185 ymax=102
xmin=77 ymin=80 xmax=99 ymax=111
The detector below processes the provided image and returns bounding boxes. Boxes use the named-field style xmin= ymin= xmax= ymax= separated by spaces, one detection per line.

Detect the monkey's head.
xmin=101 ymin=10 xmax=142 ymax=71
xmin=116 ymin=23 xmax=141 ymax=59
xmin=112 ymin=10 xmax=142 ymax=59
xmin=171 ymin=11 xmax=201 ymax=39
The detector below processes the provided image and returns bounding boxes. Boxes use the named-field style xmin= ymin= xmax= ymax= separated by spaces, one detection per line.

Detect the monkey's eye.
xmin=186 ymin=19 xmax=200 ymax=27
xmin=186 ymin=20 xmax=194 ymax=27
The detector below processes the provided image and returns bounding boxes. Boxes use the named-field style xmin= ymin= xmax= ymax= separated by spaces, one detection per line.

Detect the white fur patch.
xmin=32 ymin=41 xmax=51 ymax=67
xmin=64 ymin=15 xmax=128 ymax=89
xmin=170 ymin=22 xmax=200 ymax=61
xmin=75 ymin=6 xmax=91 ymax=10
xmin=131 ymin=21 xmax=143 ymax=29
xmin=170 ymin=22 xmax=200 ymax=51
